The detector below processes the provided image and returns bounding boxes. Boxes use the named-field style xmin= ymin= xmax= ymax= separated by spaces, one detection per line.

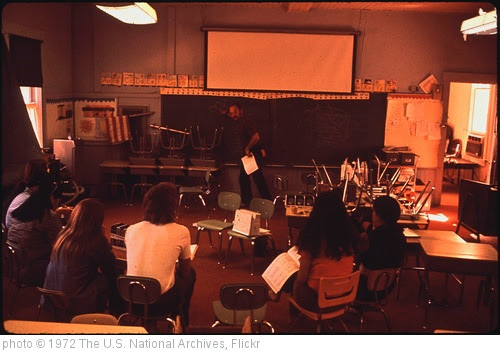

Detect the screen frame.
xmin=203 ymin=28 xmax=358 ymax=94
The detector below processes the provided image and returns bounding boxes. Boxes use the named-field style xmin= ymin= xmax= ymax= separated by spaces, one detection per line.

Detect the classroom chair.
xmin=212 ymin=283 xmax=274 ymax=333
xmin=288 ymin=271 xmax=360 ymax=333
xmin=36 ymin=287 xmax=71 ymax=322
xmin=116 ymin=275 xmax=178 ymax=333
xmin=223 ymin=198 xmax=276 ymax=275
xmin=194 ymin=191 xmax=241 ymax=264
xmin=71 ymin=313 xmax=118 ymax=325
xmin=351 ymin=268 xmax=400 ymax=332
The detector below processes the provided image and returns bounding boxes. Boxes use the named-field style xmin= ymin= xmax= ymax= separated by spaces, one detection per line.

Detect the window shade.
xmin=9 ymin=34 xmax=43 ymax=87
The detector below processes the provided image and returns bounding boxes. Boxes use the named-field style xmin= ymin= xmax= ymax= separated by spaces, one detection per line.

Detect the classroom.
xmin=1 ymin=2 xmax=498 ymax=336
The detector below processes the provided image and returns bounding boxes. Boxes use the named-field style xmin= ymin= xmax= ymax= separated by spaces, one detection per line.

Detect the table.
xmin=419 ymin=239 xmax=498 ymax=329
xmin=404 ymin=229 xmax=466 ymax=245
xmin=285 ymin=206 xmax=311 ymax=248
xmin=3 ymin=319 xmax=148 ymax=334
xmin=399 ymin=229 xmax=466 ymax=303
xmin=444 ymin=157 xmax=478 ymax=184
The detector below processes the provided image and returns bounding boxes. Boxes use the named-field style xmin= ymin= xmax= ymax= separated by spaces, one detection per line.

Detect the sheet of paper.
xmin=262 ymin=252 xmax=300 ymax=294
xmin=241 ymin=153 xmax=259 ymax=175
xmin=427 ymin=122 xmax=442 ymax=140
xmin=403 ymin=228 xmax=420 ymax=238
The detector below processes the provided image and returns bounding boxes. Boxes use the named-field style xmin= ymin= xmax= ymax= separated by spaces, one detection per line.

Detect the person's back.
xmin=362 ymin=221 xmax=405 ymax=270
xmin=42 ymin=199 xmax=119 ymax=317
xmin=292 ymin=190 xmax=355 ymax=311
xmin=357 ymin=195 xmax=405 ymax=300
xmin=124 ymin=182 xmax=196 ymax=326
xmin=126 ymin=220 xmax=190 ymax=293
xmin=7 ymin=180 xmax=62 ymax=286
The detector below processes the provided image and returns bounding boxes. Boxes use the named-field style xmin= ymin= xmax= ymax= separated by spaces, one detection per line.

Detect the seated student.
xmin=291 ymin=190 xmax=356 ymax=312
xmin=42 ymin=198 xmax=122 ymax=318
xmin=356 ymin=195 xmax=406 ymax=300
xmin=5 ymin=159 xmax=50 ymax=229
xmin=125 ymin=182 xmax=196 ymax=326
xmin=7 ymin=177 xmax=63 ymax=286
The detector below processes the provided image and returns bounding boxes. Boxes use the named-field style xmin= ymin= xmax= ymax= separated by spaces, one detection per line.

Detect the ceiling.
xmin=164 ymin=2 xmax=496 ymax=15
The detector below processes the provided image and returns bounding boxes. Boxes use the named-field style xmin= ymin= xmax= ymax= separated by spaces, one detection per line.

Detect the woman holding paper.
xmin=292 ymin=190 xmax=356 ymax=311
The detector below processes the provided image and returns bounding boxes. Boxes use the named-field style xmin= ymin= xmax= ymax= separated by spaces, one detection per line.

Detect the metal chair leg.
xmin=250 ymin=240 xmax=255 ymax=276
xmin=217 ymin=231 xmax=223 ymax=264
xmin=223 ymin=236 xmax=233 ymax=269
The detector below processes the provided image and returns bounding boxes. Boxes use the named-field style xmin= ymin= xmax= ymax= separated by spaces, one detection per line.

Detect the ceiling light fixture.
xmin=96 ymin=2 xmax=157 ymax=25
xmin=461 ymin=8 xmax=497 ymax=41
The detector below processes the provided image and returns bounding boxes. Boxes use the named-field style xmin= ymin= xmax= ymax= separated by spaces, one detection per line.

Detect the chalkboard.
xmin=161 ymin=94 xmax=387 ymax=165
xmin=162 ymin=96 xmax=271 ymax=162
xmin=274 ymin=94 xmax=387 ymax=165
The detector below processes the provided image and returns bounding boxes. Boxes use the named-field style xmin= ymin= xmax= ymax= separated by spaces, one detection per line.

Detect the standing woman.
xmin=42 ymin=198 xmax=120 ymax=318
xmin=293 ymin=190 xmax=356 ymax=311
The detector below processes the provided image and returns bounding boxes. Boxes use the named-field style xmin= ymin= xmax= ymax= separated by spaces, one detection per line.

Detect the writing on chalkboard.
xmin=305 ymin=103 xmax=351 ymax=149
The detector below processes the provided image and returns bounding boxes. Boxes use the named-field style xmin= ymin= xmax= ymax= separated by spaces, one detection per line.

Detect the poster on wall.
xmin=74 ymin=98 xmax=117 ymax=141
xmin=46 ymin=99 xmax=75 ymax=143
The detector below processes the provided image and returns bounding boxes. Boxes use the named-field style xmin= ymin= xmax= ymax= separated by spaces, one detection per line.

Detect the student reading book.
xmin=263 ymin=190 xmax=355 ymax=312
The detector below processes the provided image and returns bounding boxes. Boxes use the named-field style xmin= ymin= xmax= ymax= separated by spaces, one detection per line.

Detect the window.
xmin=469 ymin=83 xmax=491 ymax=135
xmin=20 ymin=86 xmax=43 ymax=147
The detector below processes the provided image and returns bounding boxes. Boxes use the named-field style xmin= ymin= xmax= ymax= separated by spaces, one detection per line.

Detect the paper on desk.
xmin=241 ymin=153 xmax=258 ymax=175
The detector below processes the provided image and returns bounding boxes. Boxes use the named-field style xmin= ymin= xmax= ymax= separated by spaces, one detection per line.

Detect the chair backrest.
xmin=5 ymin=240 xmax=25 ymax=284
xmin=37 ymin=287 xmax=71 ymax=310
xmin=249 ymin=198 xmax=275 ymax=221
xmin=219 ymin=283 xmax=268 ymax=325
xmin=71 ymin=313 xmax=118 ymax=325
xmin=317 ymin=271 xmax=360 ymax=310
xmin=37 ymin=287 xmax=71 ymax=322
xmin=218 ymin=192 xmax=241 ymax=212
xmin=116 ymin=275 xmax=162 ymax=319
xmin=365 ymin=268 xmax=399 ymax=305
xmin=273 ymin=175 xmax=288 ymax=191
xmin=366 ymin=268 xmax=399 ymax=292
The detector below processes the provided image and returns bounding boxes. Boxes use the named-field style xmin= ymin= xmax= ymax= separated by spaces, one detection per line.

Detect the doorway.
xmin=436 ymin=72 xmax=498 ymax=204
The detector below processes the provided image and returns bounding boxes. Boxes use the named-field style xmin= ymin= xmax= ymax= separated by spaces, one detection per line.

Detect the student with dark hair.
xmin=291 ymin=190 xmax=355 ymax=311
xmin=356 ymin=195 xmax=406 ymax=300
xmin=42 ymin=198 xmax=120 ymax=317
xmin=6 ymin=176 xmax=63 ymax=286
xmin=125 ymin=182 xmax=196 ymax=326
xmin=226 ymin=102 xmax=272 ymax=206
xmin=5 ymin=159 xmax=50 ymax=229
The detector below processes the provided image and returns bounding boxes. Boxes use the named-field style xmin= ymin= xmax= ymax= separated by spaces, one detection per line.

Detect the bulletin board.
xmin=74 ymin=98 xmax=117 ymax=141
xmin=385 ymin=96 xmax=443 ymax=168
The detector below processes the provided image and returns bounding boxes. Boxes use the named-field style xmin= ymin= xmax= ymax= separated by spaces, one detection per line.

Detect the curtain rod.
xmin=201 ymin=26 xmax=360 ymax=35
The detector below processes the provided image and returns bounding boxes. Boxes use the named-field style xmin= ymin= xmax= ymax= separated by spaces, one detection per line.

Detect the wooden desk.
xmin=444 ymin=158 xmax=478 ymax=184
xmin=420 ymin=239 xmax=497 ymax=275
xmin=419 ymin=239 xmax=497 ymax=329
xmin=404 ymin=229 xmax=466 ymax=245
xmin=3 ymin=319 xmax=147 ymax=334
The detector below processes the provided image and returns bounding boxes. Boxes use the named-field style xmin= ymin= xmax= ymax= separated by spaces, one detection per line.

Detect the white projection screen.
xmin=206 ymin=31 xmax=355 ymax=93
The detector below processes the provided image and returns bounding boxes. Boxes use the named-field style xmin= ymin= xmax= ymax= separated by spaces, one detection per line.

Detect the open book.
xmin=262 ymin=246 xmax=301 ymax=294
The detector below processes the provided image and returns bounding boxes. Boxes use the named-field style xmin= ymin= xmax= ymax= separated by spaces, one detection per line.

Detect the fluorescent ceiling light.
xmin=461 ymin=8 xmax=497 ymax=40
xmin=96 ymin=2 xmax=157 ymax=25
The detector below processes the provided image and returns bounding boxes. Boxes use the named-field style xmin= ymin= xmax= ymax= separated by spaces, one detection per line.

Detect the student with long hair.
xmin=6 ymin=163 xmax=63 ymax=285
xmin=125 ymin=182 xmax=196 ymax=327
xmin=42 ymin=198 xmax=120 ymax=317
xmin=292 ymin=190 xmax=356 ymax=311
